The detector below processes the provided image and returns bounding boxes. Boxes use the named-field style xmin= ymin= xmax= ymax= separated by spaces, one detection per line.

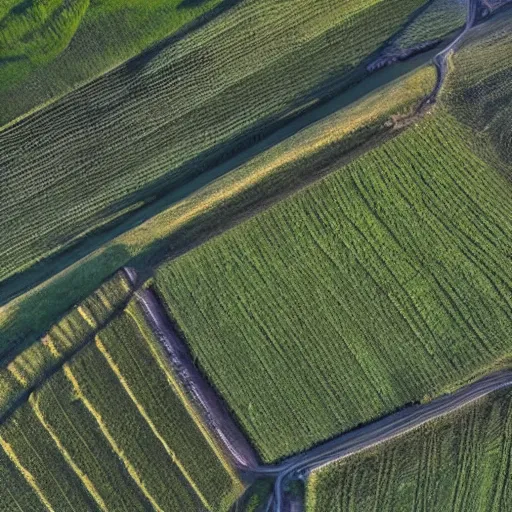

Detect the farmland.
xmin=157 ymin=110 xmax=512 ymax=462
xmin=0 ymin=64 xmax=435 ymax=356
xmin=393 ymin=0 xmax=467 ymax=50
xmin=0 ymin=0 xmax=428 ymax=291
xmin=0 ymin=294 xmax=243 ymax=510
xmin=1 ymin=1 xmax=512 ymax=509
xmin=0 ymin=0 xmax=224 ymax=124
xmin=306 ymin=389 xmax=512 ymax=511
xmin=0 ymin=269 xmax=133 ymax=413
xmin=443 ymin=7 xmax=512 ymax=165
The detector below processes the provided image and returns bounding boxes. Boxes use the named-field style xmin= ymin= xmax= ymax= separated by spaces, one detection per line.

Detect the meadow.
xmin=0 ymin=296 xmax=243 ymax=511
xmin=157 ymin=110 xmax=512 ymax=462
xmin=306 ymin=389 xmax=512 ymax=511
xmin=0 ymin=65 xmax=435 ymax=358
xmin=0 ymin=0 xmax=427 ymax=289
xmin=0 ymin=0 xmax=224 ymax=122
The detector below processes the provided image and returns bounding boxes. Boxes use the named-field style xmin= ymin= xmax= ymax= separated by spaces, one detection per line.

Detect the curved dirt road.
xmin=421 ymin=0 xmax=478 ymax=108
xmin=264 ymin=370 xmax=512 ymax=511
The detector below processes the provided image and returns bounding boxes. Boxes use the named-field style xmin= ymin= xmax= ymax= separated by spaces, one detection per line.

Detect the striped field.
xmin=0 ymin=296 xmax=243 ymax=511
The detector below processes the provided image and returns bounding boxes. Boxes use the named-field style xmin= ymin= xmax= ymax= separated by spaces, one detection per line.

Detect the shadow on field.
xmin=179 ymin=0 xmax=211 ymax=8
xmin=9 ymin=0 xmax=34 ymax=16
xmin=124 ymin=0 xmax=244 ymax=74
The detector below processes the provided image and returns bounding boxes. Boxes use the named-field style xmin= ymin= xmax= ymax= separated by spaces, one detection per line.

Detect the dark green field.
xmin=444 ymin=8 xmax=512 ymax=165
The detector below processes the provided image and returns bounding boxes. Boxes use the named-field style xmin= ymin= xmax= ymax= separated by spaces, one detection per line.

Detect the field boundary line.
xmin=125 ymin=304 xmax=243 ymax=485
xmin=94 ymin=335 xmax=213 ymax=511
xmin=29 ymin=392 xmax=109 ymax=512
xmin=62 ymin=363 xmax=164 ymax=512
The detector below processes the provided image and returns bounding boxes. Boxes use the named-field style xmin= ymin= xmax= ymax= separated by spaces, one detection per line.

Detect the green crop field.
xmin=157 ymin=109 xmax=512 ymax=462
xmin=0 ymin=0 xmax=427 ymax=291
xmin=0 ymin=269 xmax=133 ymax=413
xmin=307 ymin=389 xmax=512 ymax=512
xmin=0 ymin=400 xmax=99 ymax=511
xmin=0 ymin=293 xmax=243 ymax=511
xmin=0 ymin=64 xmax=435 ymax=356
xmin=0 ymin=0 xmax=224 ymax=124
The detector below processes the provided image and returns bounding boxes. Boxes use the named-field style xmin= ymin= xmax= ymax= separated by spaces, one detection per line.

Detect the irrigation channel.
xmin=130 ymin=280 xmax=512 ymax=512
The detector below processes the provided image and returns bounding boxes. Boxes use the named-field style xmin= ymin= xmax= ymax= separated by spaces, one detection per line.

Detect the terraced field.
xmin=157 ymin=110 xmax=512 ymax=462
xmin=0 ymin=294 xmax=242 ymax=511
xmin=0 ymin=0 xmax=224 ymax=124
xmin=306 ymin=389 xmax=512 ymax=512
xmin=0 ymin=0 xmax=427 ymax=289
xmin=0 ymin=270 xmax=134 ymax=411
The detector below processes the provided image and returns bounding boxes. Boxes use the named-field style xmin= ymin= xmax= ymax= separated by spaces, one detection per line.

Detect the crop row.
xmin=156 ymin=110 xmax=512 ymax=462
xmin=0 ymin=0 xmax=427 ymax=284
xmin=0 ymin=269 xmax=133 ymax=416
xmin=307 ymin=389 xmax=512 ymax=511
xmin=0 ymin=296 xmax=242 ymax=511
xmin=97 ymin=304 xmax=243 ymax=510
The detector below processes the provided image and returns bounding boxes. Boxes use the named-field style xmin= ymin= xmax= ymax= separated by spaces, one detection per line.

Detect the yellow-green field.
xmin=0 ymin=293 xmax=243 ymax=511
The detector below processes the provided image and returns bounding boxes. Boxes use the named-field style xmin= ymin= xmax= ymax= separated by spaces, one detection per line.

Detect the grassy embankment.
xmin=0 ymin=0 xmax=225 ymax=125
xmin=306 ymin=389 xmax=512 ymax=512
xmin=0 ymin=296 xmax=243 ymax=511
xmin=0 ymin=0 xmax=427 ymax=291
xmin=155 ymin=107 xmax=512 ymax=462
xmin=0 ymin=65 xmax=435 ymax=359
